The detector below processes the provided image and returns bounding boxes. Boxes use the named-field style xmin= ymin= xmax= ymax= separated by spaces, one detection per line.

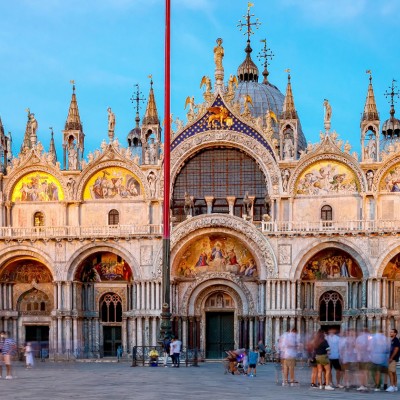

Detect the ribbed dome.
xmin=234 ymin=81 xmax=284 ymax=121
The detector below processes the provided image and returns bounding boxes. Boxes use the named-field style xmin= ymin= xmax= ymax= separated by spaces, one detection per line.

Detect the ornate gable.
xmin=171 ymin=95 xmax=275 ymax=161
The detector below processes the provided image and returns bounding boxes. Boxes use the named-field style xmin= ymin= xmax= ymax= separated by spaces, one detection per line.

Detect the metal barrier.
xmin=131 ymin=346 xmax=202 ymax=367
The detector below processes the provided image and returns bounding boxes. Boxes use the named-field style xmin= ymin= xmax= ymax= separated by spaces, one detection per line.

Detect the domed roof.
xmin=234 ymin=80 xmax=284 ymax=120
xmin=382 ymin=106 xmax=400 ymax=138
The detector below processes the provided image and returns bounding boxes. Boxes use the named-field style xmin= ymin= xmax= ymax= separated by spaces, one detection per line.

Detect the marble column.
xmin=204 ymin=196 xmax=214 ymax=214
xmin=226 ymin=196 xmax=236 ymax=216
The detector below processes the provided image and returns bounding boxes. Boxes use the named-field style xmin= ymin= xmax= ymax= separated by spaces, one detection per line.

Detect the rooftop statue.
xmin=214 ymin=38 xmax=224 ymax=70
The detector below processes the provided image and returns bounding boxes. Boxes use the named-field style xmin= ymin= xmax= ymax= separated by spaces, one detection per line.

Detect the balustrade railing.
xmin=1 ymin=218 xmax=399 ymax=240
xmin=261 ymin=219 xmax=400 ymax=234
xmin=0 ymin=224 xmax=162 ymax=239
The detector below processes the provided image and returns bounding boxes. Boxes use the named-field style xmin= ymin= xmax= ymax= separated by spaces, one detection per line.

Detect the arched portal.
xmin=100 ymin=292 xmax=123 ymax=357
xmin=74 ymin=251 xmax=133 ymax=357
xmin=204 ymin=291 xmax=235 ymax=358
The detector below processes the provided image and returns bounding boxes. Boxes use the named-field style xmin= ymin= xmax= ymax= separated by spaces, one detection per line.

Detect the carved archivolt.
xmin=170 ymin=214 xmax=277 ymax=278
xmin=76 ymin=160 xmax=151 ymax=200
xmin=288 ymin=152 xmax=366 ymax=195
xmin=170 ymin=131 xmax=280 ymax=195
xmin=181 ymin=274 xmax=255 ymax=316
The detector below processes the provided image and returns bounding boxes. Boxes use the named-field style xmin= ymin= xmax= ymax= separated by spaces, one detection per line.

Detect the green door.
xmin=206 ymin=312 xmax=234 ymax=359
xmin=103 ymin=326 xmax=122 ymax=357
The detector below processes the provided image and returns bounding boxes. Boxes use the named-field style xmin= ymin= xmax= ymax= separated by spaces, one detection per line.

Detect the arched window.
xmin=172 ymin=147 xmax=268 ymax=222
xmin=34 ymin=212 xmax=45 ymax=227
xmin=319 ymin=291 xmax=343 ymax=322
xmin=100 ymin=293 xmax=122 ymax=322
xmin=321 ymin=205 xmax=332 ymax=221
xmin=108 ymin=209 xmax=119 ymax=225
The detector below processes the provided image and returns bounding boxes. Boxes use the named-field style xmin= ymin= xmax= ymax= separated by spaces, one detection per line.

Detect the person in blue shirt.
xmin=247 ymin=348 xmax=259 ymax=377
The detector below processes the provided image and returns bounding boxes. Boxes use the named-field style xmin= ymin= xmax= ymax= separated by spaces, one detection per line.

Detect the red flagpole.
xmin=161 ymin=0 xmax=172 ymax=339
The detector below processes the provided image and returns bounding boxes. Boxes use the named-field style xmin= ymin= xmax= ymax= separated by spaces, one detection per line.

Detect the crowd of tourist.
xmin=278 ymin=327 xmax=400 ymax=392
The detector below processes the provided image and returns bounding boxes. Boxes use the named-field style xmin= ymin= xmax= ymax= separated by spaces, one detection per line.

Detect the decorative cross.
xmin=257 ymin=39 xmax=274 ymax=68
xmin=384 ymin=79 xmax=399 ymax=107
xmin=130 ymin=84 xmax=146 ymax=114
xmin=237 ymin=2 xmax=261 ymax=41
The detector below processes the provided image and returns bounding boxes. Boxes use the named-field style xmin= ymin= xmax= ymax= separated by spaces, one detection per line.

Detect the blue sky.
xmin=0 ymin=0 xmax=399 ymax=158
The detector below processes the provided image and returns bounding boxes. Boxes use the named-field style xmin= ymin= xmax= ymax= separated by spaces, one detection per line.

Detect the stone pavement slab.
xmin=0 ymin=361 xmax=394 ymax=399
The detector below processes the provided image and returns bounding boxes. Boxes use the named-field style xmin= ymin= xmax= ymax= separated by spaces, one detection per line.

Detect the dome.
xmin=127 ymin=113 xmax=142 ymax=148
xmin=382 ymin=107 xmax=400 ymax=138
xmin=234 ymin=80 xmax=284 ymax=121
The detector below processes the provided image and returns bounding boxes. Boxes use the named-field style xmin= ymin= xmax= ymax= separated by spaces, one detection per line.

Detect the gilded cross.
xmin=237 ymin=2 xmax=261 ymax=41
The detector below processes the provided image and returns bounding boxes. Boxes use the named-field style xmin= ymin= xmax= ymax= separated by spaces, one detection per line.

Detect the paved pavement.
xmin=0 ymin=360 xmax=397 ymax=399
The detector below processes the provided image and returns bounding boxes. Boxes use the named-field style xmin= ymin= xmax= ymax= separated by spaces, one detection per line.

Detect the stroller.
xmin=224 ymin=349 xmax=246 ymax=375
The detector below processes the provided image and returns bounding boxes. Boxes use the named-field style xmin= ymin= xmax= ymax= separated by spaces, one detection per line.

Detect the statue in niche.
xmin=281 ymin=168 xmax=290 ymax=192
xmin=67 ymin=138 xmax=78 ymax=170
xmin=147 ymin=171 xmax=157 ymax=198
xmin=366 ymin=136 xmax=377 ymax=160
xmin=366 ymin=170 xmax=374 ymax=191
xmin=148 ymin=138 xmax=157 ymax=164
xmin=183 ymin=192 xmax=195 ymax=217
xmin=66 ymin=177 xmax=76 ymax=199
xmin=283 ymin=134 xmax=294 ymax=159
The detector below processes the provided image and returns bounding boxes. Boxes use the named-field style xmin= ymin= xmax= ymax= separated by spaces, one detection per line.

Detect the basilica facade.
xmin=0 ymin=15 xmax=400 ymax=360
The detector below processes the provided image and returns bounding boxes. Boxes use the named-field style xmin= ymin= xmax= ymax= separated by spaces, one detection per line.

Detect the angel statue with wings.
xmin=200 ymin=76 xmax=212 ymax=94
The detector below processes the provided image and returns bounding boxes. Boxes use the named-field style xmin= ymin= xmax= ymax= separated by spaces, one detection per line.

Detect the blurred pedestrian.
xmin=279 ymin=328 xmax=299 ymax=386
xmin=386 ymin=328 xmax=400 ymax=392
xmin=0 ymin=331 xmax=17 ymax=379
xmin=162 ymin=336 xmax=171 ymax=367
xmin=314 ymin=329 xmax=335 ymax=390
xmin=24 ymin=342 xmax=34 ymax=369
xmin=257 ymin=340 xmax=266 ymax=365
xmin=326 ymin=328 xmax=343 ymax=388
xmin=369 ymin=329 xmax=390 ymax=391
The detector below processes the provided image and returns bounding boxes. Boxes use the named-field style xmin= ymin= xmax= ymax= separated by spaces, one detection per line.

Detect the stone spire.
xmin=48 ymin=127 xmax=57 ymax=164
xmin=362 ymin=71 xmax=379 ymax=122
xmin=279 ymin=70 xmax=300 ymax=161
xmin=141 ymin=76 xmax=161 ymax=165
xmin=280 ymin=71 xmax=298 ymax=120
xmin=361 ymin=71 xmax=380 ymax=162
xmin=62 ymin=81 xmax=85 ymax=170
xmin=65 ymin=82 xmax=82 ymax=131
xmin=142 ymin=77 xmax=160 ymax=126
xmin=20 ymin=109 xmax=34 ymax=152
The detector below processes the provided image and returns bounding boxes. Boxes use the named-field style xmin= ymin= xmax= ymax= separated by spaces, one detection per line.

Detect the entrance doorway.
xmin=205 ymin=312 xmax=234 ymax=359
xmin=25 ymin=325 xmax=49 ymax=358
xmin=103 ymin=326 xmax=122 ymax=357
